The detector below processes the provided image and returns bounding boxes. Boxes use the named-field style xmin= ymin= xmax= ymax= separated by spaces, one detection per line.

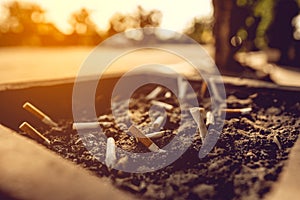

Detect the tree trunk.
xmin=213 ymin=0 xmax=233 ymax=72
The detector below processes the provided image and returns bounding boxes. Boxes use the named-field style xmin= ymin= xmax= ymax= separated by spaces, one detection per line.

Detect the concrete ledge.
xmin=266 ymin=134 xmax=300 ymax=200
xmin=0 ymin=125 xmax=135 ymax=200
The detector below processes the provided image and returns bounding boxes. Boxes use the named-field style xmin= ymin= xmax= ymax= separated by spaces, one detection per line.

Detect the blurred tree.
xmin=184 ymin=17 xmax=214 ymax=44
xmin=105 ymin=6 xmax=162 ymax=38
xmin=212 ymin=0 xmax=280 ymax=73
xmin=69 ymin=8 xmax=102 ymax=45
xmin=0 ymin=1 xmax=64 ymax=46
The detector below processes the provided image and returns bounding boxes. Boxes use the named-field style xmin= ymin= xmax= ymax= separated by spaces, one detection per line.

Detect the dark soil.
xmin=19 ymin=81 xmax=300 ymax=200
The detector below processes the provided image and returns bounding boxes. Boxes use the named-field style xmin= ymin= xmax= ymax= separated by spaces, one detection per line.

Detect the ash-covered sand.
xmin=20 ymin=81 xmax=300 ymax=200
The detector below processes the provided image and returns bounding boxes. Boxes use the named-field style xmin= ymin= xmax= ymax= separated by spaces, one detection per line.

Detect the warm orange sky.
xmin=1 ymin=0 xmax=213 ymax=33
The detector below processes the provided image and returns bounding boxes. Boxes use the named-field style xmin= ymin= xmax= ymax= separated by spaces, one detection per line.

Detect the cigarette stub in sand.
xmin=177 ymin=77 xmax=188 ymax=100
xmin=206 ymin=111 xmax=215 ymax=126
xmin=146 ymin=86 xmax=163 ymax=100
xmin=145 ymin=131 xmax=166 ymax=139
xmin=164 ymin=91 xmax=172 ymax=98
xmin=151 ymin=100 xmax=173 ymax=110
xmin=152 ymin=116 xmax=165 ymax=130
xmin=129 ymin=125 xmax=165 ymax=153
xmin=23 ymin=102 xmax=58 ymax=127
xmin=105 ymin=137 xmax=117 ymax=168
xmin=189 ymin=107 xmax=207 ymax=141
xmin=72 ymin=122 xmax=101 ymax=130
xmin=19 ymin=122 xmax=51 ymax=145
xmin=222 ymin=107 xmax=252 ymax=115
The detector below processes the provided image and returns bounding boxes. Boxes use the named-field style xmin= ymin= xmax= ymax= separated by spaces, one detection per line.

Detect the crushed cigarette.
xmin=19 ymin=122 xmax=51 ymax=145
xmin=146 ymin=86 xmax=163 ymax=100
xmin=105 ymin=137 xmax=117 ymax=168
xmin=151 ymin=100 xmax=173 ymax=110
xmin=200 ymin=81 xmax=207 ymax=99
xmin=152 ymin=115 xmax=165 ymax=130
xmin=190 ymin=107 xmax=207 ymax=141
xmin=145 ymin=131 xmax=166 ymax=139
xmin=23 ymin=102 xmax=58 ymax=127
xmin=206 ymin=111 xmax=215 ymax=126
xmin=222 ymin=107 xmax=252 ymax=115
xmin=128 ymin=125 xmax=165 ymax=153
xmin=177 ymin=76 xmax=188 ymax=99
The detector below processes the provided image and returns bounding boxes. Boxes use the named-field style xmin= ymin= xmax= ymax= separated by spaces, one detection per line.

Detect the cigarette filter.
xmin=146 ymin=86 xmax=163 ymax=100
xmin=129 ymin=125 xmax=165 ymax=153
xmin=151 ymin=100 xmax=173 ymax=110
xmin=72 ymin=122 xmax=101 ymax=130
xmin=189 ymin=107 xmax=207 ymax=141
xmin=105 ymin=137 xmax=117 ymax=168
xmin=206 ymin=111 xmax=215 ymax=126
xmin=153 ymin=116 xmax=165 ymax=130
xmin=19 ymin=122 xmax=51 ymax=145
xmin=145 ymin=131 xmax=165 ymax=139
xmin=23 ymin=102 xmax=58 ymax=127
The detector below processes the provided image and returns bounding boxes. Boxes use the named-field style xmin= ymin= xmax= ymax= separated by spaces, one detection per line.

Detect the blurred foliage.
xmin=184 ymin=17 xmax=214 ymax=44
xmin=0 ymin=1 xmax=162 ymax=46
xmin=106 ymin=6 xmax=162 ymax=37
xmin=0 ymin=1 xmax=64 ymax=46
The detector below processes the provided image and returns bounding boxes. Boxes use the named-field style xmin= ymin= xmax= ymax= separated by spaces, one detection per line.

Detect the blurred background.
xmin=0 ymin=0 xmax=299 ymax=85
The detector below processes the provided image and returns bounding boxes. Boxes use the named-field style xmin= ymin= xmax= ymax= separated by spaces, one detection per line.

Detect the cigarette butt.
xmin=105 ymin=137 xmax=117 ymax=168
xmin=206 ymin=111 xmax=215 ymax=126
xmin=75 ymin=138 xmax=82 ymax=145
xmin=128 ymin=125 xmax=165 ymax=153
xmin=165 ymin=91 xmax=172 ymax=98
xmin=200 ymin=81 xmax=207 ymax=99
xmin=177 ymin=77 xmax=188 ymax=99
xmin=222 ymin=107 xmax=252 ymax=115
xmin=19 ymin=122 xmax=51 ymax=145
xmin=73 ymin=122 xmax=100 ymax=130
xmin=189 ymin=107 xmax=207 ymax=141
xmin=146 ymin=86 xmax=163 ymax=100
xmin=153 ymin=116 xmax=165 ymax=130
xmin=23 ymin=102 xmax=58 ymax=127
xmin=145 ymin=131 xmax=166 ymax=139
xmin=151 ymin=100 xmax=173 ymax=110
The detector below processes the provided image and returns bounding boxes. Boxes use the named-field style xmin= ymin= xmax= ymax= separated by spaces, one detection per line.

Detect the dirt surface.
xmin=19 ymin=81 xmax=300 ymax=200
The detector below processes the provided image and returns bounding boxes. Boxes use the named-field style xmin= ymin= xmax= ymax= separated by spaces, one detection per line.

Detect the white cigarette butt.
xmin=151 ymin=100 xmax=173 ymax=110
xmin=153 ymin=116 xmax=165 ymax=130
xmin=73 ymin=122 xmax=100 ymax=130
xmin=206 ymin=111 xmax=215 ymax=126
xmin=190 ymin=107 xmax=207 ymax=141
xmin=146 ymin=86 xmax=163 ymax=100
xmin=164 ymin=91 xmax=172 ymax=98
xmin=19 ymin=122 xmax=51 ymax=145
xmin=23 ymin=102 xmax=58 ymax=127
xmin=145 ymin=131 xmax=165 ymax=139
xmin=105 ymin=137 xmax=117 ymax=168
